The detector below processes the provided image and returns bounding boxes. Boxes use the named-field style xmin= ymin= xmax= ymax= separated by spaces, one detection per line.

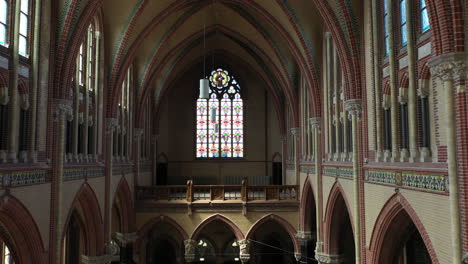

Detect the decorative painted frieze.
xmin=364 ymin=169 xmax=448 ymax=193
xmin=0 ymin=170 xmax=49 ymax=187
xmin=323 ymin=166 xmax=353 ymax=179
xmin=300 ymin=165 xmax=316 ymax=174
xmin=63 ymin=167 xmax=104 ymax=181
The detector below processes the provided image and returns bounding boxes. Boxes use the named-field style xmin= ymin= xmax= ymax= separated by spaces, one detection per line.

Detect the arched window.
xmin=383 ymin=0 xmax=390 ymax=56
xmin=196 ymin=68 xmax=243 ymax=158
xmin=18 ymin=0 xmax=29 ymax=56
xmin=420 ymin=0 xmax=430 ymax=33
xmin=0 ymin=0 xmax=8 ymax=46
xmin=399 ymin=0 xmax=407 ymax=46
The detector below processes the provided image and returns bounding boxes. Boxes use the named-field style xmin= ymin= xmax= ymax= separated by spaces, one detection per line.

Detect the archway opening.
xmin=302 ymin=182 xmax=317 ymax=263
xmin=192 ymin=220 xmax=240 ymax=264
xmin=145 ymin=222 xmax=185 ymax=264
xmin=0 ymin=223 xmax=18 ymax=264
xmin=328 ymin=193 xmax=355 ymax=264
xmin=63 ymin=211 xmax=86 ymax=264
xmin=378 ymin=210 xmax=432 ymax=264
xmin=250 ymin=220 xmax=295 ymax=264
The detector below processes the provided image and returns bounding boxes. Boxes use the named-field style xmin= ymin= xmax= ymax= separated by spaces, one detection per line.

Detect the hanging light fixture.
xmin=199 ymin=13 xmax=209 ymax=99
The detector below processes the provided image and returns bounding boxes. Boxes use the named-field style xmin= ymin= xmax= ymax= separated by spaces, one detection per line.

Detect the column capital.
xmin=429 ymin=52 xmax=468 ymax=81
xmin=53 ymin=99 xmax=73 ymax=122
xmin=238 ymin=239 xmax=250 ymax=263
xmin=309 ymin=117 xmax=321 ymax=128
xmin=325 ymin=31 xmax=332 ymax=39
xmin=81 ymin=255 xmax=113 ymax=264
xmin=345 ymin=99 xmax=362 ymax=118
xmin=295 ymin=252 xmax=302 ymax=262
xmin=105 ymin=118 xmax=119 ymax=134
xmin=114 ymin=232 xmax=138 ymax=246
xmin=398 ymin=88 xmax=408 ymax=104
xmin=184 ymin=239 xmax=197 ymax=263
xmin=315 ymin=252 xmax=345 ymax=264
xmin=296 ymin=231 xmax=313 ymax=241
xmin=0 ymin=86 xmax=9 ymax=105
xmin=291 ymin=127 xmax=301 ymax=136
xmin=133 ymin=128 xmax=144 ymax=140
xmin=463 ymin=252 xmax=468 ymax=263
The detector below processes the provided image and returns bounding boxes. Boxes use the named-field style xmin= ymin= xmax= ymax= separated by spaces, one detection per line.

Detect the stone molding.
xmin=296 ymin=231 xmax=313 ymax=241
xmin=105 ymin=118 xmax=119 ymax=134
xmin=429 ymin=52 xmax=468 ymax=81
xmin=114 ymin=232 xmax=138 ymax=246
xmin=238 ymin=239 xmax=250 ymax=263
xmin=53 ymin=99 xmax=73 ymax=122
xmin=81 ymin=255 xmax=113 ymax=264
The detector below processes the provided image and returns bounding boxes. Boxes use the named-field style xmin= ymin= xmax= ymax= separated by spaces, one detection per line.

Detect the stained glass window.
xmin=383 ymin=0 xmax=390 ymax=56
xmin=421 ymin=0 xmax=430 ymax=32
xmin=18 ymin=0 xmax=29 ymax=56
xmin=400 ymin=0 xmax=407 ymax=46
xmin=196 ymin=68 xmax=243 ymax=158
xmin=0 ymin=0 xmax=7 ymax=46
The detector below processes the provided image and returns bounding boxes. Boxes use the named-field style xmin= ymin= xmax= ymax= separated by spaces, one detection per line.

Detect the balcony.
xmin=136 ymin=180 xmax=299 ymax=214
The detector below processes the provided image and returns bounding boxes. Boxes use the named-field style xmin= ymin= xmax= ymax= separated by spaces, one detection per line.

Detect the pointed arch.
xmin=300 ymin=176 xmax=316 ymax=232
xmin=246 ymin=213 xmax=300 ymax=253
xmin=323 ymin=181 xmax=354 ymax=254
xmin=368 ymin=193 xmax=439 ymax=264
xmin=0 ymin=195 xmax=47 ymax=263
xmin=62 ymin=183 xmax=104 ymax=256
xmin=191 ymin=214 xmax=244 ymax=241
xmin=113 ymin=177 xmax=135 ymax=233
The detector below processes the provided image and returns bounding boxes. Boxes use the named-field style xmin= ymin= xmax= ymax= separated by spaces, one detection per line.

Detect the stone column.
xmin=310 ymin=117 xmax=323 ymax=256
xmin=382 ymin=94 xmax=391 ymax=162
xmin=151 ymin=134 xmax=158 ymax=185
xmin=92 ymin=31 xmax=101 ymax=161
xmin=315 ymin=253 xmax=345 ymax=264
xmin=398 ymin=88 xmax=409 ymax=162
xmin=184 ymin=239 xmax=197 ymax=263
xmin=325 ymin=32 xmax=333 ymax=160
xmin=134 ymin=128 xmax=143 ymax=186
xmin=296 ymin=231 xmax=313 ymax=264
xmin=51 ymin=99 xmax=73 ymax=264
xmin=405 ymin=0 xmax=419 ymax=163
xmin=291 ymin=128 xmax=301 ymax=185
xmin=115 ymin=232 xmax=138 ymax=264
xmin=344 ymin=99 xmax=362 ymax=264
xmin=281 ymin=135 xmax=287 ymax=184
xmin=429 ymin=54 xmax=465 ymax=264
xmin=238 ymin=239 xmax=250 ymax=263
xmin=72 ymin=67 xmax=80 ymax=161
xmin=371 ymin=0 xmax=383 ymax=161
xmin=333 ymin=46 xmax=341 ymax=161
xmin=6 ymin=0 xmax=21 ymax=163
xmin=104 ymin=118 xmax=118 ymax=242
xmin=386 ymin=0 xmax=399 ymax=162
xmin=418 ymin=79 xmax=431 ymax=162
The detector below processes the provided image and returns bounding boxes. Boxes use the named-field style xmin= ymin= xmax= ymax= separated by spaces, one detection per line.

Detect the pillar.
xmin=333 ymin=45 xmax=341 ymax=161
xmin=291 ymin=127 xmax=300 ymax=185
xmin=418 ymin=79 xmax=431 ymax=162
xmin=325 ymin=32 xmax=333 ymax=160
xmin=345 ymin=99 xmax=362 ymax=264
xmin=134 ymin=128 xmax=143 ymax=186
xmin=104 ymin=118 xmax=118 ymax=243
xmin=371 ymin=0 xmax=383 ymax=161
xmin=398 ymin=88 xmax=409 ymax=162
xmin=7 ymin=0 xmax=22 ymax=163
xmin=50 ymin=99 xmax=73 ymax=264
xmin=238 ymin=239 xmax=250 ymax=263
xmin=151 ymin=134 xmax=158 ymax=185
xmin=315 ymin=253 xmax=345 ymax=264
xmin=386 ymin=0 xmax=399 ymax=162
xmin=310 ymin=117 xmax=323 ymax=256
xmin=296 ymin=231 xmax=313 ymax=264
xmin=429 ymin=54 xmax=465 ymax=264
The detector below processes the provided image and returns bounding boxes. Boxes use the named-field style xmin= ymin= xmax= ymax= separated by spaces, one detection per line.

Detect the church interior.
xmin=0 ymin=0 xmax=467 ymax=263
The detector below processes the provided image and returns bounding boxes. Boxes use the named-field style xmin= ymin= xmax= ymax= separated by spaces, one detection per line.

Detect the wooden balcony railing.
xmin=136 ymin=180 xmax=298 ymax=202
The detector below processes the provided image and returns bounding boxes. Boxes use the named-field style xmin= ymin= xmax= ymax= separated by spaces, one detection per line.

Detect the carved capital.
xmin=398 ymin=88 xmax=408 ymax=104
xmin=0 ymin=86 xmax=8 ymax=105
xmin=291 ymin=127 xmax=301 ymax=137
xmin=114 ymin=232 xmax=138 ymax=246
xmin=344 ymin=99 xmax=362 ymax=118
xmin=418 ymin=79 xmax=430 ymax=98
xmin=134 ymin=128 xmax=144 ymax=140
xmin=105 ymin=118 xmax=119 ymax=134
xmin=238 ymin=239 xmax=250 ymax=263
xmin=463 ymin=252 xmax=468 ymax=263
xmin=20 ymin=93 xmax=29 ymax=110
xmin=296 ymin=231 xmax=313 ymax=241
xmin=309 ymin=117 xmax=321 ymax=129
xmin=315 ymin=252 xmax=345 ymax=264
xmin=81 ymin=255 xmax=113 ymax=264
xmin=429 ymin=52 xmax=468 ymax=81
xmin=184 ymin=239 xmax=197 ymax=263
xmin=295 ymin=252 xmax=302 ymax=262
xmin=53 ymin=99 xmax=73 ymax=122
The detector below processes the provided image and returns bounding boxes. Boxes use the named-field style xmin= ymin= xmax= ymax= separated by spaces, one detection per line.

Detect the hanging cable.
xmin=248 ymin=239 xmax=318 ymax=262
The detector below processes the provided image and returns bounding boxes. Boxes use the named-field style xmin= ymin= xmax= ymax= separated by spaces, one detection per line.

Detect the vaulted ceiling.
xmin=56 ymin=0 xmax=362 ymax=125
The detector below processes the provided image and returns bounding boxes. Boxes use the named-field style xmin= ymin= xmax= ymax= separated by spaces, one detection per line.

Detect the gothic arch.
xmin=368 ymin=193 xmax=439 ymax=264
xmin=246 ymin=213 xmax=300 ymax=253
xmin=62 ymin=183 xmax=104 ymax=256
xmin=300 ymin=176 xmax=316 ymax=232
xmin=113 ymin=177 xmax=135 ymax=233
xmin=135 ymin=215 xmax=189 ymax=257
xmin=0 ymin=195 xmax=47 ymax=263
xmin=191 ymin=214 xmax=244 ymax=241
xmin=323 ymin=181 xmax=354 ymax=254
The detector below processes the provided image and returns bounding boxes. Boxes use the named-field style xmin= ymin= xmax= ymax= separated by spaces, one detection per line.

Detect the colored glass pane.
xmin=421 ymin=0 xmax=430 ymax=32
xmin=196 ymin=68 xmax=243 ymax=158
xmin=400 ymin=0 xmax=407 ymax=45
